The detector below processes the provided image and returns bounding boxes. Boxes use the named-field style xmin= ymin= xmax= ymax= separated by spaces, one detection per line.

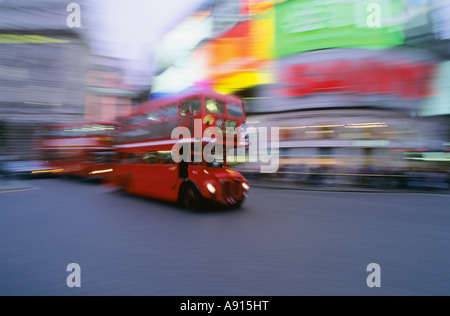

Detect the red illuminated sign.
xmin=279 ymin=59 xmax=436 ymax=100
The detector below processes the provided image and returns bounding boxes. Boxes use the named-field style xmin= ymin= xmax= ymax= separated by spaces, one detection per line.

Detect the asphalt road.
xmin=0 ymin=178 xmax=449 ymax=296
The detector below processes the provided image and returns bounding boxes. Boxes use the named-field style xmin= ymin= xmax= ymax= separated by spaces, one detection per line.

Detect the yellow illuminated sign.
xmin=216 ymin=70 xmax=273 ymax=95
xmin=248 ymin=0 xmax=275 ymax=15
xmin=211 ymin=10 xmax=275 ymax=94
xmin=250 ymin=10 xmax=275 ymax=61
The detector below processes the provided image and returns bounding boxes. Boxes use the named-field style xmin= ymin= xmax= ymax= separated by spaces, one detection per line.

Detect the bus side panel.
xmin=115 ymin=164 xmax=181 ymax=203
xmin=144 ymin=164 xmax=181 ymax=203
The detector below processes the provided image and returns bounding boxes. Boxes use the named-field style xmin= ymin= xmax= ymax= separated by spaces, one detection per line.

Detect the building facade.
xmin=0 ymin=0 xmax=89 ymax=160
xmin=85 ymin=56 xmax=139 ymax=122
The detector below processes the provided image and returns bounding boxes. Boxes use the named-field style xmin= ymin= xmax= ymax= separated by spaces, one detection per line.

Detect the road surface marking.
xmin=0 ymin=187 xmax=38 ymax=194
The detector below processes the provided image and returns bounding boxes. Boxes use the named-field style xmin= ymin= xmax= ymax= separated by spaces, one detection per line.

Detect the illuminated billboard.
xmin=278 ymin=58 xmax=435 ymax=100
xmin=274 ymin=0 xmax=405 ymax=58
xmin=247 ymin=0 xmax=278 ymax=15
xmin=152 ymin=48 xmax=211 ymax=96
xmin=247 ymin=48 xmax=438 ymax=114
xmin=210 ymin=10 xmax=275 ymax=94
xmin=154 ymin=13 xmax=213 ymax=74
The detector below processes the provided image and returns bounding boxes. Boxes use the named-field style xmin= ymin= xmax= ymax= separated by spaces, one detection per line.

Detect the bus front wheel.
xmin=233 ymin=200 xmax=244 ymax=209
xmin=180 ymin=184 xmax=202 ymax=209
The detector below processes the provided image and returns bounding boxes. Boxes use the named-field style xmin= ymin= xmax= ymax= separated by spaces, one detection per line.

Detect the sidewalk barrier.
xmin=239 ymin=170 xmax=450 ymax=193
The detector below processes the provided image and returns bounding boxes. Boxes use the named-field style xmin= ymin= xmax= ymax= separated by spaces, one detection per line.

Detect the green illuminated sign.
xmin=275 ymin=0 xmax=405 ymax=58
xmin=0 ymin=34 xmax=70 ymax=44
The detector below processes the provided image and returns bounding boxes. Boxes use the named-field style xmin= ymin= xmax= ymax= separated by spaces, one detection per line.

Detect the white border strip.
xmin=114 ymin=138 xmax=217 ymax=149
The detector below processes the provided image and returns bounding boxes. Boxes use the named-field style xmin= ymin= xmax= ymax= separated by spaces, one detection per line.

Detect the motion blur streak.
xmin=89 ymin=169 xmax=114 ymax=175
xmin=31 ymin=169 xmax=64 ymax=174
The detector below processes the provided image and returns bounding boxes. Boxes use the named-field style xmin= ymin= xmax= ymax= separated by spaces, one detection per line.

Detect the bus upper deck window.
xmin=147 ymin=112 xmax=161 ymax=122
xmin=206 ymin=99 xmax=225 ymax=115
xmin=227 ymin=103 xmax=244 ymax=119
xmin=161 ymin=105 xmax=178 ymax=118
xmin=181 ymin=99 xmax=201 ymax=116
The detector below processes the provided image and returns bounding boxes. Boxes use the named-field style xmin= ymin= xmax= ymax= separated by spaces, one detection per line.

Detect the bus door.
xmin=153 ymin=152 xmax=180 ymax=202
xmin=179 ymin=161 xmax=188 ymax=179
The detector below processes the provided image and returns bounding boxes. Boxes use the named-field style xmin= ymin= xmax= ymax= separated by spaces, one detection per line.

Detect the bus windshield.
xmin=207 ymin=161 xmax=224 ymax=168
xmin=205 ymin=148 xmax=225 ymax=168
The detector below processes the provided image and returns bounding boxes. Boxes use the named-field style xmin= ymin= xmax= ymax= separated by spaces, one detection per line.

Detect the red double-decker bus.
xmin=109 ymin=91 xmax=249 ymax=208
xmin=36 ymin=121 xmax=119 ymax=178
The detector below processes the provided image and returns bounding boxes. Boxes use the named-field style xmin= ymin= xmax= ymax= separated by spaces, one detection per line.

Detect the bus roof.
xmin=131 ymin=91 xmax=242 ymax=116
xmin=39 ymin=121 xmax=120 ymax=130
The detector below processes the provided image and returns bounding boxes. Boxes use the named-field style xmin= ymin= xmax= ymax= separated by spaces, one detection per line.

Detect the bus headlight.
xmin=207 ymin=183 xmax=216 ymax=195
xmin=242 ymin=183 xmax=250 ymax=191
